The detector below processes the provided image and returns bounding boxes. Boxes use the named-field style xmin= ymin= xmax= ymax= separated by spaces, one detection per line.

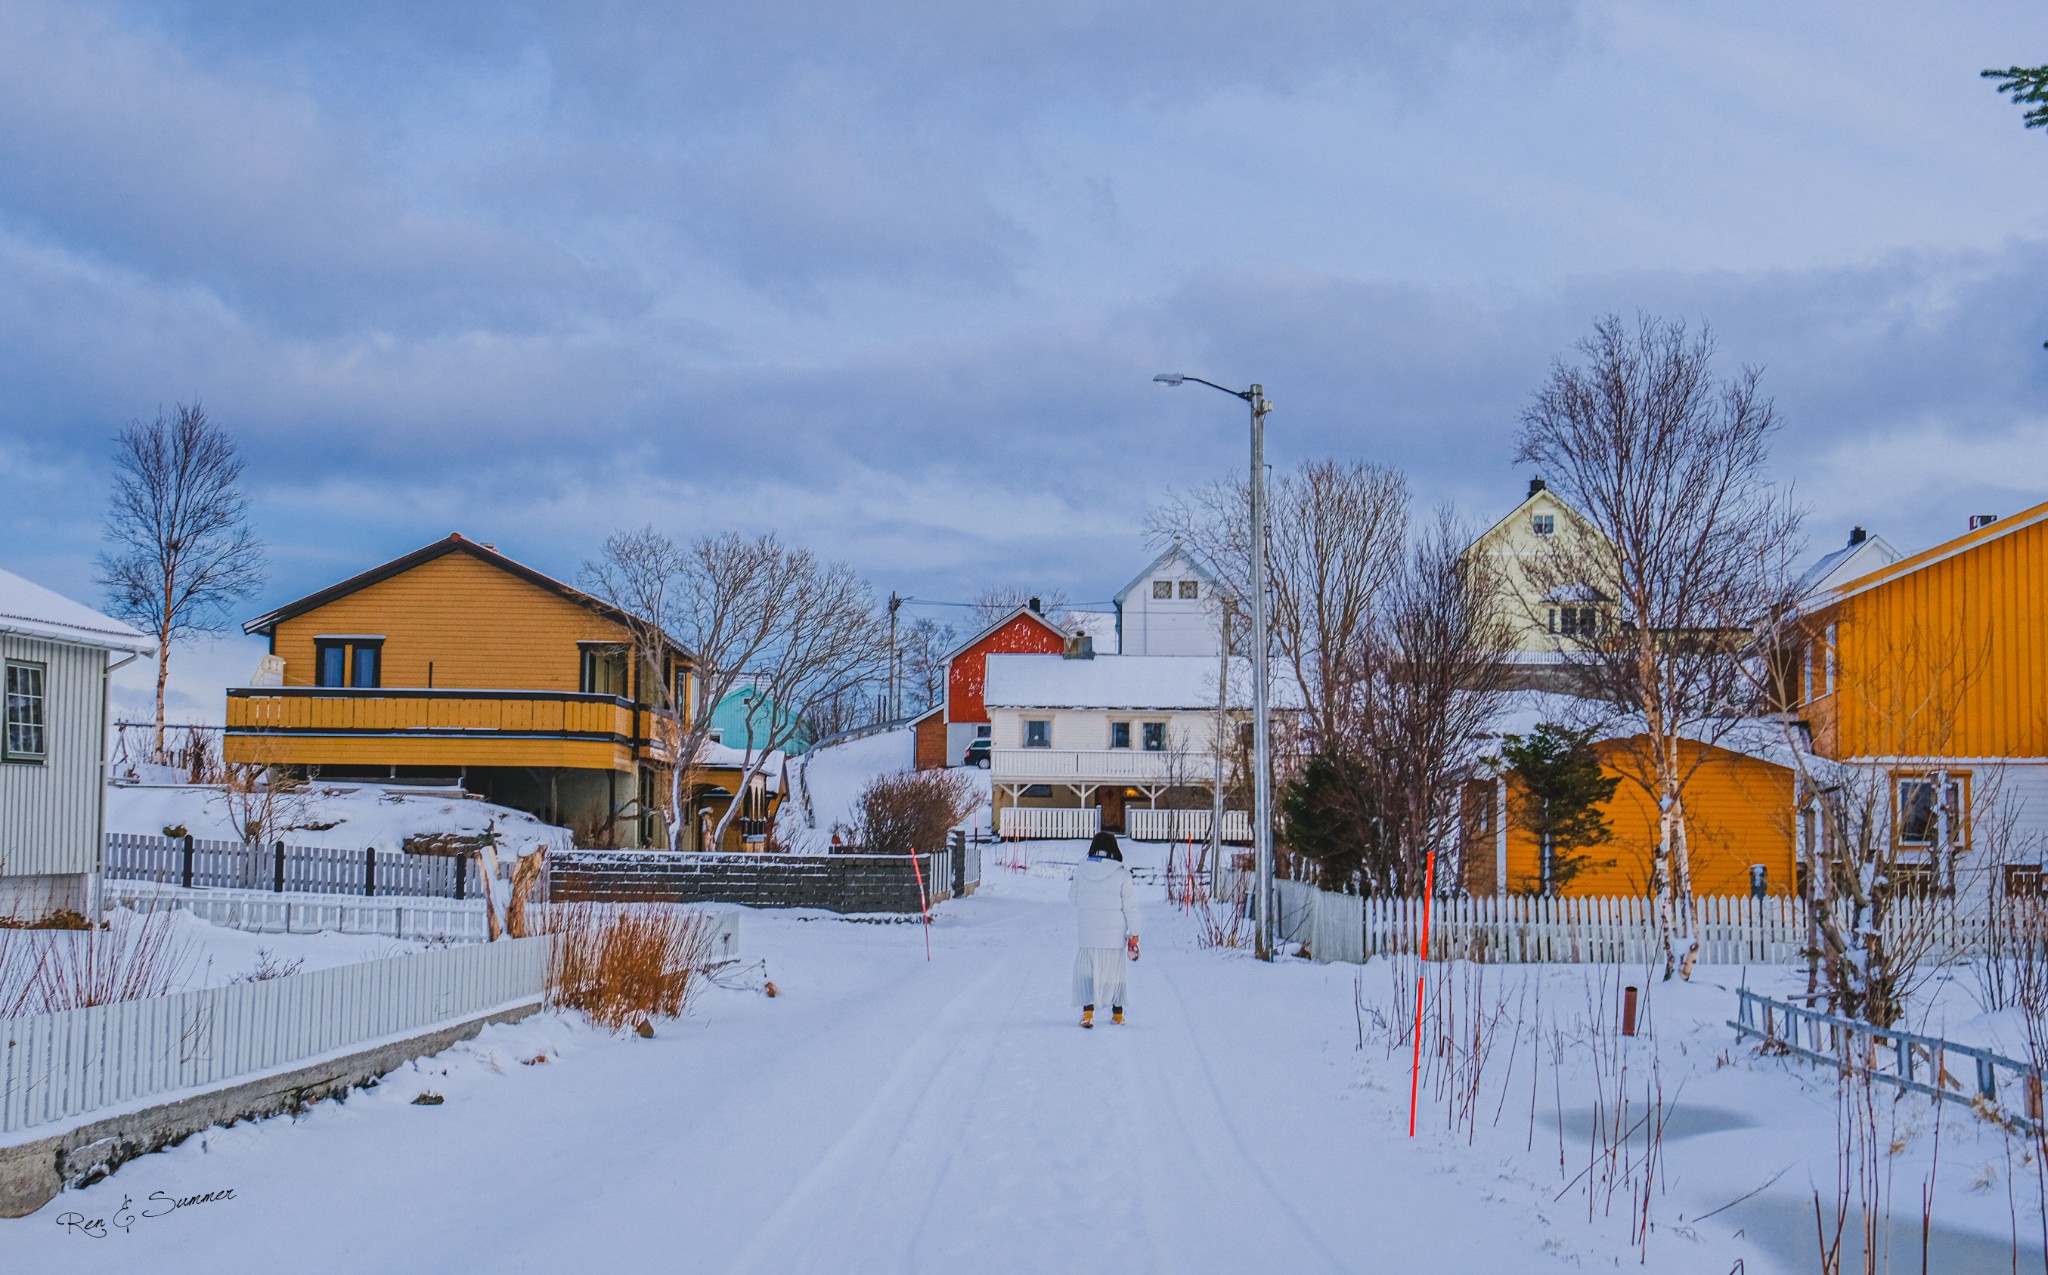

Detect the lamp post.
xmin=1153 ymin=372 xmax=1275 ymax=959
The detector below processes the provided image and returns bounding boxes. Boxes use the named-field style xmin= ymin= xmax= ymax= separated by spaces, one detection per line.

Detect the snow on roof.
xmin=696 ymin=742 xmax=787 ymax=789
xmin=1063 ymin=608 xmax=1120 ymax=654
xmin=1480 ymin=689 xmax=1798 ymax=767
xmin=0 ymin=566 xmax=155 ymax=654
xmin=1796 ymin=532 xmax=1901 ymax=600
xmin=983 ymin=653 xmax=1299 ymax=711
xmin=1112 ymin=543 xmax=1217 ymax=605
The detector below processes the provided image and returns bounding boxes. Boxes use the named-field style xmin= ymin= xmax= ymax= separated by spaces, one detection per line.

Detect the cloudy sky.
xmin=4 ymin=0 xmax=2046 ymax=713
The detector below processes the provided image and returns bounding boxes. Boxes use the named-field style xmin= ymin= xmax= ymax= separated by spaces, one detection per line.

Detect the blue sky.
xmin=5 ymin=0 xmax=2046 ymax=694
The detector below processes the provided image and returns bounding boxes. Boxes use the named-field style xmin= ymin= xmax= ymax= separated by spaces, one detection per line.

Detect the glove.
xmin=1127 ymin=935 xmax=1140 ymax=961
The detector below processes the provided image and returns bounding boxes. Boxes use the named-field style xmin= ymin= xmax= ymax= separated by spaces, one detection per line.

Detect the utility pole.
xmin=1248 ymin=384 xmax=1274 ymax=960
xmin=888 ymin=592 xmax=902 ymax=719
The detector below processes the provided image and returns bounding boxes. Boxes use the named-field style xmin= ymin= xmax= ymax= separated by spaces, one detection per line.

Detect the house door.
xmin=1098 ymin=788 xmax=1126 ymax=833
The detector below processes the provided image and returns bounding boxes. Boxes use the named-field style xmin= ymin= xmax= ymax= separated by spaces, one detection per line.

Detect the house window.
xmin=1024 ymin=720 xmax=1051 ymax=748
xmin=1179 ymin=580 xmax=1200 ymax=599
xmin=1551 ymin=606 xmax=1600 ymax=638
xmin=2006 ymin=865 xmax=2045 ymax=898
xmin=3 ymin=660 xmax=46 ymax=763
xmin=1152 ymin=580 xmax=1173 ymax=600
xmin=580 ymin=645 xmax=629 ymax=697
xmin=314 ymin=639 xmax=382 ymax=688
xmin=1896 ymin=776 xmax=1964 ymax=846
xmin=1882 ymin=862 xmax=1938 ymax=900
xmin=1110 ymin=722 xmax=1131 ymax=749
xmin=1824 ymin=623 xmax=1838 ymax=695
xmin=1802 ymin=642 xmax=1815 ymax=703
xmin=975 ymin=724 xmax=991 ymax=739
xmin=1142 ymin=722 xmax=1166 ymax=752
xmin=1022 ymin=783 xmax=1054 ymax=798
xmin=1531 ymin=514 xmax=1556 ymax=536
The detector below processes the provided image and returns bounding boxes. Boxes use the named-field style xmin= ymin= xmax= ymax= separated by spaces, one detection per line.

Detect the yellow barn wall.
xmin=1500 ymin=738 xmax=1795 ymax=897
xmin=270 ymin=553 xmax=630 ymax=693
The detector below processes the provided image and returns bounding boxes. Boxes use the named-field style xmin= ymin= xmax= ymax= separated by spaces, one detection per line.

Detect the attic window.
xmin=1532 ymin=514 xmax=1556 ymax=536
xmin=1179 ymin=580 xmax=1200 ymax=599
xmin=1152 ymin=580 xmax=1172 ymax=600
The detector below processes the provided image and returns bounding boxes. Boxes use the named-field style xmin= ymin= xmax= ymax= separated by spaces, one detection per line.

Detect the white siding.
xmin=1117 ymin=550 xmax=1223 ymax=657
xmin=0 ymin=634 xmax=109 ymax=878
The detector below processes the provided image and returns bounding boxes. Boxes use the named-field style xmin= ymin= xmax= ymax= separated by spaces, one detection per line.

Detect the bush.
xmin=840 ymin=770 xmax=977 ymax=857
xmin=544 ymin=903 xmax=720 ymax=1034
xmin=0 ymin=906 xmax=193 ymax=1018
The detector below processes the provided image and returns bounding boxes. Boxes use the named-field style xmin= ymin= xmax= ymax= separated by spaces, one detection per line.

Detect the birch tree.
xmin=1516 ymin=314 xmax=1801 ymax=979
xmin=97 ymin=403 xmax=265 ymax=759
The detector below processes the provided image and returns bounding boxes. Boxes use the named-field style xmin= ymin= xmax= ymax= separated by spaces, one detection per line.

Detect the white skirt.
xmin=1072 ymin=946 xmax=1128 ymax=1008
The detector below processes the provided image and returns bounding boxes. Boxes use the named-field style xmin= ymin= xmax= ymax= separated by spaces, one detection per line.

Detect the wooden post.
xmin=181 ymin=834 xmax=195 ymax=889
xmin=2028 ymin=1073 xmax=2042 ymax=1124
xmin=273 ymin=841 xmax=286 ymax=893
xmin=455 ymin=853 xmax=467 ymax=900
xmin=1622 ymin=985 xmax=1639 ymax=1037
xmin=365 ymin=847 xmax=377 ymax=898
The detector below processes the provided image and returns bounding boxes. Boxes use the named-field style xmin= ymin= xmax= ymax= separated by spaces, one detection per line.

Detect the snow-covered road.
xmin=15 ymin=856 xmax=2031 ymax=1272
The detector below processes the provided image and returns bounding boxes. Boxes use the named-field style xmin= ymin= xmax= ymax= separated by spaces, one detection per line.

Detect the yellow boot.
xmin=1080 ymin=1008 xmax=1094 ymax=1029
xmin=1112 ymin=1009 xmax=1125 ymax=1026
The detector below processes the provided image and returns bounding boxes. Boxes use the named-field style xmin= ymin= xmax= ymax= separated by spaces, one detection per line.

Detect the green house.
xmin=708 ymin=686 xmax=813 ymax=756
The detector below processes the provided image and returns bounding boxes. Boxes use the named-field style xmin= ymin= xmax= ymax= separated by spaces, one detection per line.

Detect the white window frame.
xmin=1024 ymin=720 xmax=1052 ymax=748
xmin=1824 ymin=623 xmax=1838 ymax=695
xmin=1109 ymin=721 xmax=1131 ymax=749
xmin=3 ymin=659 xmax=47 ymax=764
xmin=1531 ymin=514 xmax=1556 ymax=536
xmin=1141 ymin=722 xmax=1166 ymax=752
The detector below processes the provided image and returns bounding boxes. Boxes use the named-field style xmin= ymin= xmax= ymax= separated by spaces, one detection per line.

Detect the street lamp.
xmin=1153 ymin=371 xmax=1276 ymax=960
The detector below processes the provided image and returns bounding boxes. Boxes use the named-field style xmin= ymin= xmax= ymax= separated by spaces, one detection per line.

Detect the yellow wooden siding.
xmin=223 ymin=730 xmax=631 ymax=771
xmin=225 ymin=689 xmax=644 ymax=772
xmin=1500 ymin=738 xmax=1795 ymax=897
xmin=1810 ymin=506 xmax=2048 ymax=760
xmin=271 ymin=552 xmax=629 ymax=692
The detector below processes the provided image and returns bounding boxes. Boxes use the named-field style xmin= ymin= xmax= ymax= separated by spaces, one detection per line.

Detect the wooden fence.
xmin=1126 ymin=808 xmax=1252 ymax=844
xmin=106 ymin=833 xmax=472 ymax=899
xmin=997 ymin=807 xmax=1100 ymax=840
xmin=107 ymin=881 xmax=493 ymax=943
xmin=0 ymin=937 xmax=549 ymax=1136
xmin=1271 ymin=883 xmax=2047 ymax=966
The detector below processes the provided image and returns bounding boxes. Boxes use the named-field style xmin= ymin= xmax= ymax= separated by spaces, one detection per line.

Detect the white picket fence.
xmin=0 ymin=938 xmax=550 ymax=1136
xmin=1126 ymin=808 xmax=1253 ymax=844
xmin=1268 ymin=886 xmax=2038 ymax=966
xmin=998 ymin=807 xmax=1100 ymax=840
xmin=109 ymin=881 xmax=492 ymax=943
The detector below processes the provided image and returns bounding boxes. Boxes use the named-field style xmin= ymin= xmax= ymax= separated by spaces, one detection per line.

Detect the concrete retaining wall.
xmin=550 ymin=850 xmax=949 ymax=913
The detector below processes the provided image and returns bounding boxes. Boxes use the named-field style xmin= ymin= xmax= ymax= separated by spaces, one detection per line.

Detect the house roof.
xmin=1464 ymin=484 xmax=1605 ymax=556
xmin=983 ymin=653 xmax=1301 ymax=711
xmin=1112 ymin=543 xmax=1219 ymax=605
xmin=1796 ymin=531 xmax=1901 ymax=600
xmin=942 ymin=603 xmax=1068 ymax=662
xmin=0 ymin=566 xmax=155 ymax=654
xmin=1815 ymin=501 xmax=2048 ymax=607
xmin=243 ymin=534 xmax=690 ymax=657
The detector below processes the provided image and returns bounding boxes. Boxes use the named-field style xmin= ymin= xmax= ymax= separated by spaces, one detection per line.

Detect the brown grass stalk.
xmin=544 ymin=903 xmax=720 ymax=1033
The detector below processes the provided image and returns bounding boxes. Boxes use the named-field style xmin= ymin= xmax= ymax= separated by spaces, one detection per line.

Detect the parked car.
xmin=963 ymin=739 xmax=991 ymax=768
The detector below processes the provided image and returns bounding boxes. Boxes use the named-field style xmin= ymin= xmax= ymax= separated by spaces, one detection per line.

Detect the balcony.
xmin=225 ymin=688 xmax=660 ymax=773
xmin=991 ymin=748 xmax=1213 ymax=783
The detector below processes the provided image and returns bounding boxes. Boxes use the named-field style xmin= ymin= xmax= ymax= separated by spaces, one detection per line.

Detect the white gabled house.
xmin=0 ymin=567 xmax=154 ymax=918
xmin=1112 ymin=543 xmax=1224 ymax=658
xmin=983 ymin=648 xmax=1290 ymax=842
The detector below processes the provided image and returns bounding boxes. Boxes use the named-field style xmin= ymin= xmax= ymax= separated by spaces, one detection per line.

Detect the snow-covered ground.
xmin=108 ymin=782 xmax=570 ymax=858
xmin=7 ymin=863 xmax=2044 ymax=1272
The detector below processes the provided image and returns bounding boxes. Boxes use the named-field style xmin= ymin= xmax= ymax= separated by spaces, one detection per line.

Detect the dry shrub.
xmin=839 ymin=770 xmax=977 ymax=856
xmin=544 ymin=903 xmax=720 ymax=1033
xmin=0 ymin=906 xmax=193 ymax=1018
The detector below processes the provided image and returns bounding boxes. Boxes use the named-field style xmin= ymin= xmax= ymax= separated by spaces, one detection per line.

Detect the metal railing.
xmin=1731 ymin=988 xmax=2043 ymax=1131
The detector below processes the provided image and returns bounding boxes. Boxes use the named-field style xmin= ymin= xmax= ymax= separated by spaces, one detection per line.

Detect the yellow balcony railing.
xmin=225 ymin=688 xmax=662 ymax=772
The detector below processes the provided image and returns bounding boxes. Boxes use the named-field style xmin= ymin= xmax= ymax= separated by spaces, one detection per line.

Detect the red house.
xmin=917 ymin=604 xmax=1067 ymax=769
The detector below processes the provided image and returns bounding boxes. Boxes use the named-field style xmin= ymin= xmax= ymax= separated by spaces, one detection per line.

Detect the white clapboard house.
xmin=983 ymin=646 xmax=1280 ymax=842
xmin=0 ymin=566 xmax=154 ymax=918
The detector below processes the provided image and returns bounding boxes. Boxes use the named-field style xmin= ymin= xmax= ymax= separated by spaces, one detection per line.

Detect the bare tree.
xmin=898 ymin=617 xmax=956 ymax=715
xmin=970 ymin=586 xmax=1068 ymax=630
xmin=1150 ymin=459 xmax=1409 ymax=747
xmin=97 ymin=403 xmax=265 ymax=758
xmin=1516 ymin=314 xmax=1802 ymax=979
xmin=584 ymin=530 xmax=886 ymax=851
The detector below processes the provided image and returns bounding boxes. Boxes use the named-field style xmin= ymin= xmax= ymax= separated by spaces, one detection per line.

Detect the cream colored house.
xmin=1463 ymin=479 xmax=1614 ymax=685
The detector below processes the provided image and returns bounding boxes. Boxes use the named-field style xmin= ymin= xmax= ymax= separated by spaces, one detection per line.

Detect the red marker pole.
xmin=908 ymin=850 xmax=932 ymax=961
xmin=1407 ymin=848 xmax=1438 ymax=1137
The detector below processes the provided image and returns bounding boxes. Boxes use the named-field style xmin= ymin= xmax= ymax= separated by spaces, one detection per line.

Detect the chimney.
xmin=1064 ymin=633 xmax=1095 ymax=660
xmin=482 ymin=542 xmax=497 ymax=552
xmin=1969 ymin=514 xmax=1999 ymax=531
xmin=1527 ymin=477 xmax=1547 ymax=498
xmin=1028 ymin=596 xmax=1042 ymax=613
xmin=1847 ymin=527 xmax=1866 ymax=546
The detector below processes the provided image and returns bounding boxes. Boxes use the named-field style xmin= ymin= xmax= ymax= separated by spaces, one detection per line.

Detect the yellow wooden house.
xmin=225 ymin=534 xmax=777 ymax=850
xmin=1787 ymin=502 xmax=2048 ymax=894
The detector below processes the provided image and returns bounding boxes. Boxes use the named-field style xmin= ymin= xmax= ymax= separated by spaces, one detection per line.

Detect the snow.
xmin=0 ymin=565 xmax=154 ymax=653
xmin=984 ymin=653 xmax=1302 ymax=711
xmin=5 ymin=869 xmax=2045 ymax=1271
xmin=782 ymin=726 xmax=916 ymax=843
xmin=107 ymin=782 xmax=571 ymax=859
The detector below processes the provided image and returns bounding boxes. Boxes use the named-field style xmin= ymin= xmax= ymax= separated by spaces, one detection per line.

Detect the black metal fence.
xmin=105 ymin=833 xmax=472 ymax=899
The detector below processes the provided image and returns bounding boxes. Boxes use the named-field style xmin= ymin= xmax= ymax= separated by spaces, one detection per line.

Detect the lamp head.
xmin=1152 ymin=372 xmax=1185 ymax=386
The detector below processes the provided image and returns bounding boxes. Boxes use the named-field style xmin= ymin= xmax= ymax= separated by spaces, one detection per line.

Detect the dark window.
xmin=1142 ymin=722 xmax=1166 ymax=751
xmin=1883 ymin=862 xmax=1938 ymax=899
xmin=581 ymin=645 xmax=629 ymax=697
xmin=1022 ymin=783 xmax=1054 ymax=798
xmin=1109 ymin=721 xmax=1131 ymax=749
xmin=3 ymin=661 xmax=46 ymax=762
xmin=314 ymin=639 xmax=382 ymax=688
xmin=975 ymin=724 xmax=991 ymax=739
xmin=1151 ymin=580 xmax=1172 ymax=600
xmin=1532 ymin=514 xmax=1556 ymax=536
xmin=1024 ymin=720 xmax=1051 ymax=748
xmin=1178 ymin=580 xmax=1199 ymax=599
xmin=1897 ymin=777 xmax=1963 ymax=846
xmin=2005 ymin=865 xmax=2044 ymax=898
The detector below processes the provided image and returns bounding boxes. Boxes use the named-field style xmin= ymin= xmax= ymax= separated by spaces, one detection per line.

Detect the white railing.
xmin=998 ymin=807 xmax=1101 ymax=840
xmin=107 ymin=832 xmax=474 ymax=899
xmin=108 ymin=881 xmax=492 ymax=943
xmin=991 ymin=749 xmax=1186 ymax=781
xmin=0 ymin=938 xmax=550 ymax=1136
xmin=1126 ymin=808 xmax=1253 ymax=843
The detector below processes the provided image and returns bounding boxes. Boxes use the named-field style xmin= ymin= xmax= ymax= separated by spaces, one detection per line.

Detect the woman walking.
xmin=1070 ymin=831 xmax=1140 ymax=1028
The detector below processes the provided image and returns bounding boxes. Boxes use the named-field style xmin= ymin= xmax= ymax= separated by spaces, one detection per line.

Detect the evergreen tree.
xmin=1498 ymin=724 xmax=1619 ymax=896
xmin=1983 ymin=65 xmax=2048 ymax=130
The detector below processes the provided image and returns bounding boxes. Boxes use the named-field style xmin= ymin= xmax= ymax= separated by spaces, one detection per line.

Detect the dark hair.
xmin=1087 ymin=831 xmax=1123 ymax=862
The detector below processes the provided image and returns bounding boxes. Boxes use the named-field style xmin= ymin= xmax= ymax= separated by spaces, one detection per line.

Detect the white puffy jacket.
xmin=1070 ymin=857 xmax=1139 ymax=950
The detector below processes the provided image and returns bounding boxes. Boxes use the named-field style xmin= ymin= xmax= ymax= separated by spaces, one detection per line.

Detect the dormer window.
xmin=1532 ymin=514 xmax=1556 ymax=537
xmin=1152 ymin=580 xmax=1172 ymax=600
